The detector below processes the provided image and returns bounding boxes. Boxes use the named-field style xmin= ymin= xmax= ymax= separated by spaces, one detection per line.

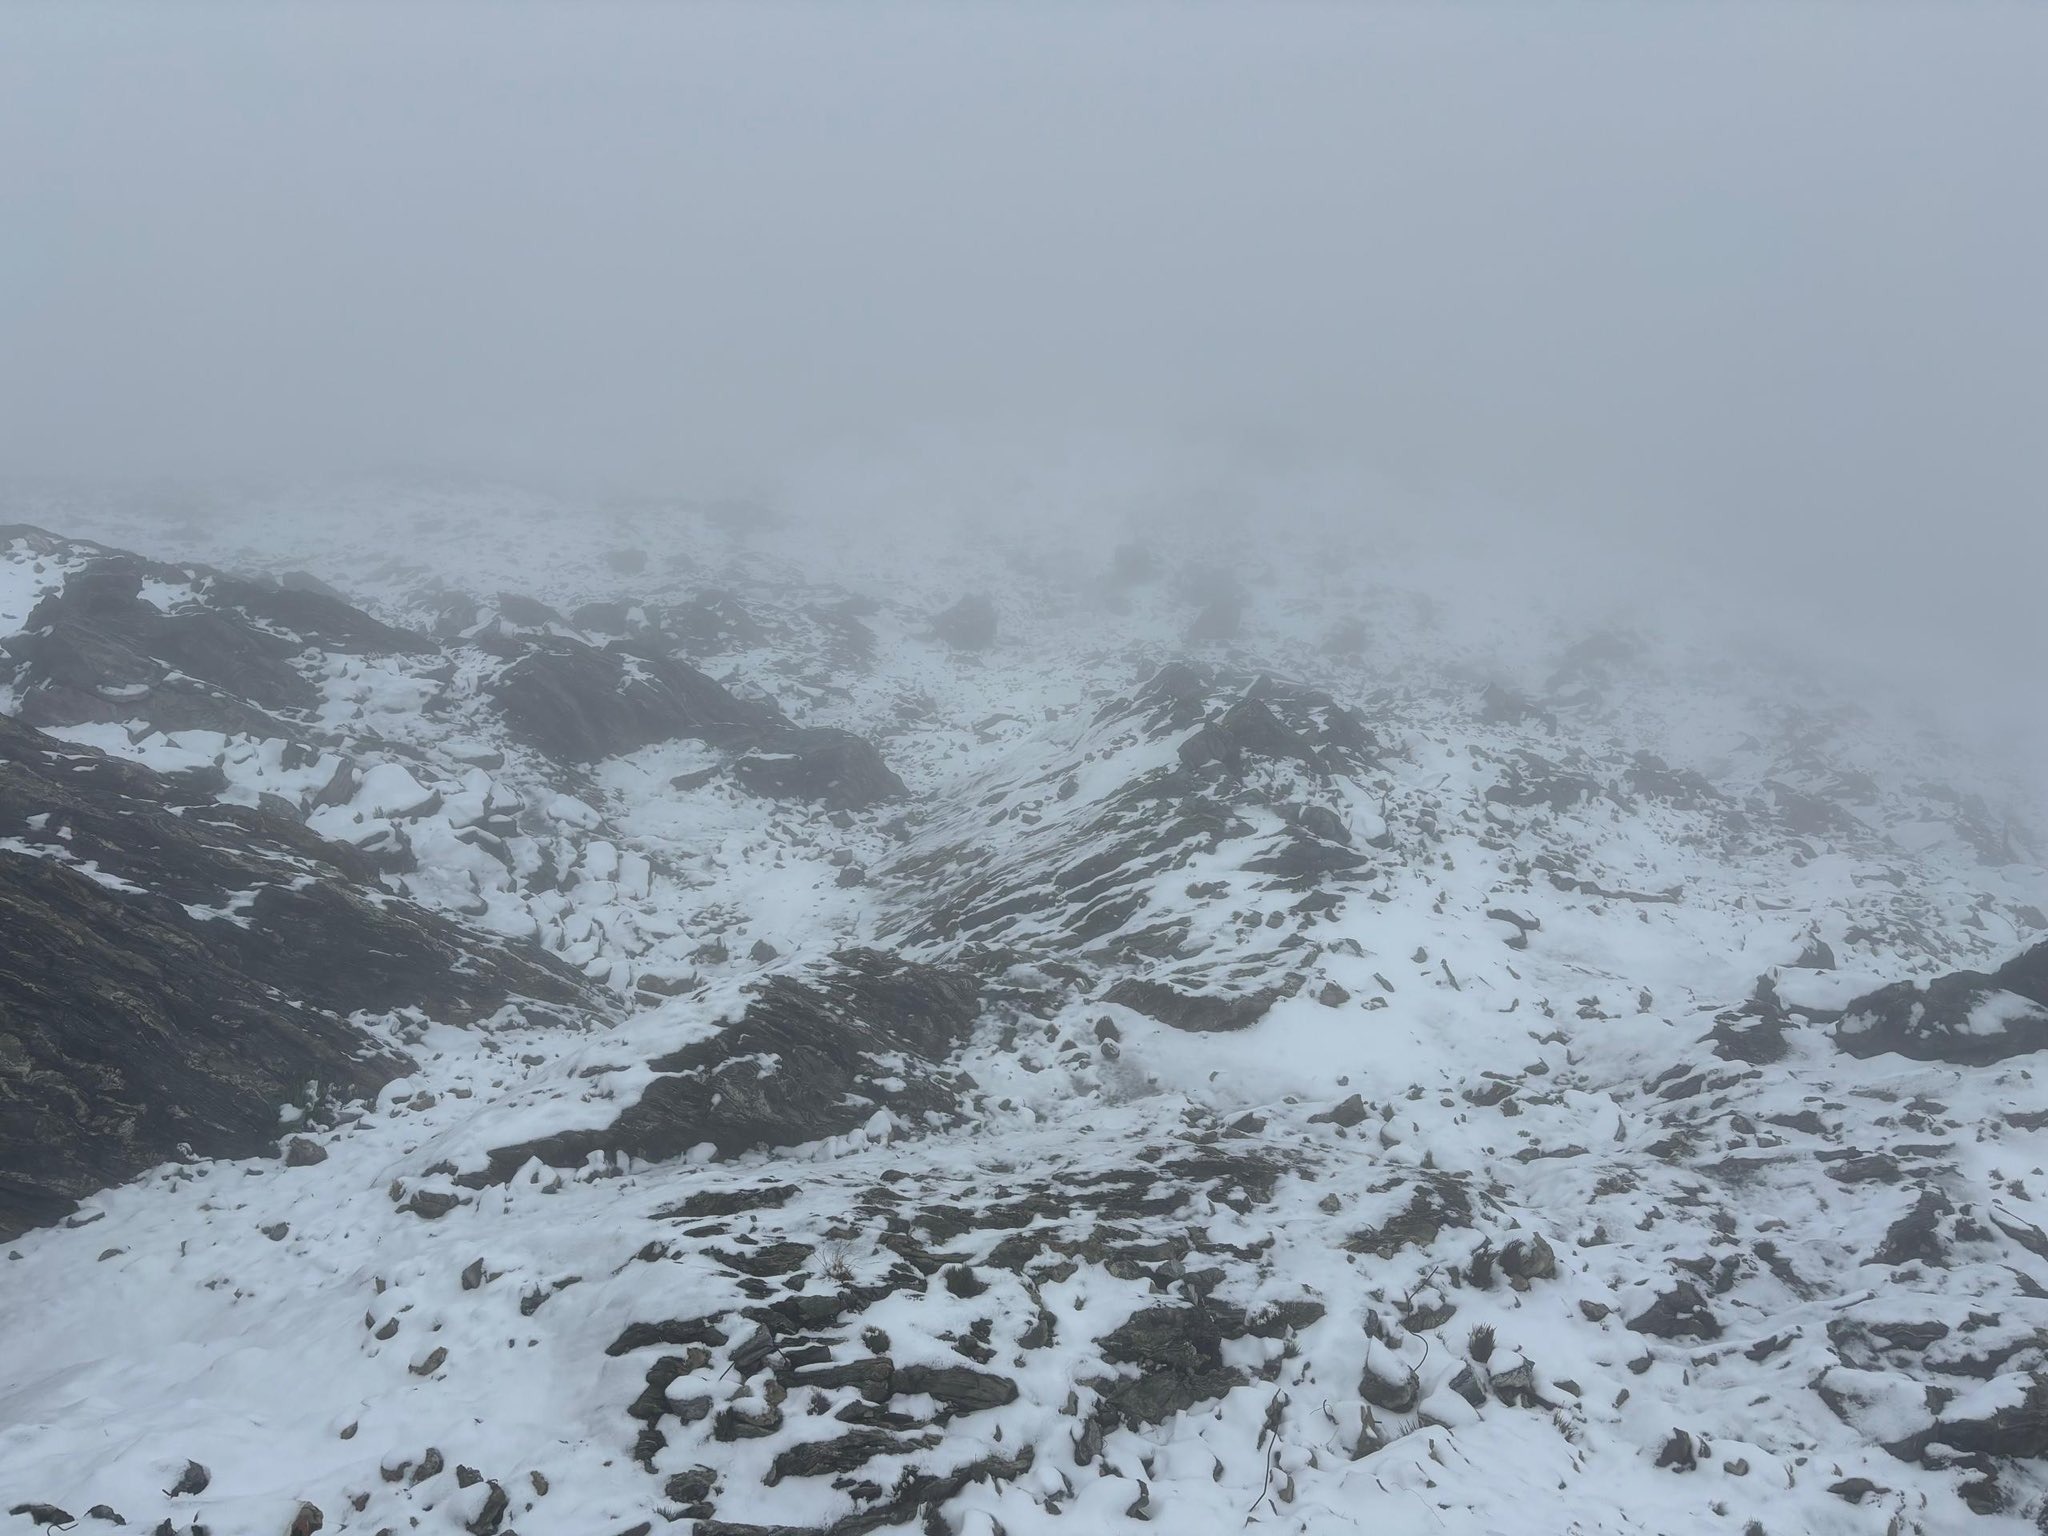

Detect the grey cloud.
xmin=2 ymin=3 xmax=2043 ymax=721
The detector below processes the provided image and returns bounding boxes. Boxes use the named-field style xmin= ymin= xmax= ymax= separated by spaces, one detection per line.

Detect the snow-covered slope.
xmin=3 ymin=489 xmax=2046 ymax=1536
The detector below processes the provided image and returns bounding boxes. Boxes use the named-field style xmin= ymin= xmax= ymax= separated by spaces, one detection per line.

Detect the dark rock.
xmin=1 ymin=534 xmax=430 ymax=739
xmin=1479 ymin=683 xmax=1550 ymax=727
xmin=768 ymin=1430 xmax=939 ymax=1483
xmin=712 ymin=1399 xmax=784 ymax=1441
xmin=661 ymin=1466 xmax=717 ymax=1506
xmin=1625 ymin=753 xmax=1724 ymax=809
xmin=1358 ymin=1354 xmax=1419 ymax=1413
xmin=287 ymin=1503 xmax=323 ymax=1536
xmin=1875 ymin=1187 xmax=1949 ymax=1269
xmin=1500 ymin=1233 xmax=1557 ymax=1283
xmin=464 ymin=1482 xmax=507 ymax=1536
xmin=1709 ymin=979 xmax=1793 ymax=1065
xmin=0 ymin=714 xmax=593 ymax=1241
xmin=730 ymin=729 xmax=906 ymax=811
xmin=402 ymin=1189 xmax=461 ymax=1220
xmin=604 ymin=1316 xmax=731 ymax=1357
xmin=493 ymin=592 xmax=563 ymax=627
xmin=1888 ymin=1372 xmax=2048 ymax=1463
xmin=1767 ymin=781 xmax=1864 ymax=841
xmin=282 ymin=1137 xmax=328 ymax=1168
xmin=487 ymin=636 xmax=783 ymax=763
xmin=484 ymin=952 xmax=978 ymax=1175
xmin=1244 ymin=827 xmax=1371 ymax=884
xmin=664 ymin=589 xmax=765 ymax=652
xmin=1309 ymin=1093 xmax=1368 ymax=1128
xmin=1246 ymin=1299 xmax=1326 ymax=1337
xmin=1178 ymin=698 xmax=1324 ymax=778
xmin=1655 ymin=1429 xmax=1701 ymax=1472
xmin=654 ymin=1184 xmax=799 ymax=1220
xmin=932 ymin=594 xmax=997 ymax=652
xmin=569 ymin=600 xmax=641 ymax=635
xmin=1104 ymin=978 xmax=1277 ymax=1033
xmin=1092 ymin=1304 xmax=1246 ymax=1427
xmin=1343 ymin=1176 xmax=1475 ymax=1259
xmin=893 ymin=1364 xmax=1018 ymax=1416
xmin=1486 ymin=753 xmax=1607 ymax=815
xmin=166 ymin=1462 xmax=210 ymax=1497
xmin=1835 ymin=940 xmax=2048 ymax=1064
xmin=1627 ymin=1281 xmax=1721 ymax=1341
xmin=8 ymin=1508 xmax=76 ymax=1528
xmin=709 ymin=1241 xmax=815 ymax=1277
xmin=1792 ymin=937 xmax=1837 ymax=971
xmin=410 ymin=1346 xmax=448 ymax=1376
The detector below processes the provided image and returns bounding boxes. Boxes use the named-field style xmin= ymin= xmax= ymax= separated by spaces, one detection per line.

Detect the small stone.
xmin=8 ymin=1507 xmax=76 ymax=1529
xmin=465 ymin=1482 xmax=508 ymax=1536
xmin=410 ymin=1346 xmax=449 ymax=1376
xmin=401 ymin=1188 xmax=461 ymax=1220
xmin=1309 ymin=1094 xmax=1368 ymax=1128
xmin=167 ymin=1461 xmax=211 ymax=1497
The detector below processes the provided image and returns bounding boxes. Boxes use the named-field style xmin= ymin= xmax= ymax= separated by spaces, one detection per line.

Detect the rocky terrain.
xmin=2 ymin=491 xmax=2046 ymax=1536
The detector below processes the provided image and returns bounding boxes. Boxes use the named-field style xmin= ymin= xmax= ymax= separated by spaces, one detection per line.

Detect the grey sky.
xmin=3 ymin=3 xmax=2044 ymax=695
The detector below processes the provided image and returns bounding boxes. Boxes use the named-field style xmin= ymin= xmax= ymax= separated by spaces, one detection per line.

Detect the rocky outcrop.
xmin=0 ymin=713 xmax=590 ymax=1240
xmin=1103 ymin=977 xmax=1278 ymax=1033
xmin=486 ymin=637 xmax=784 ymax=762
xmin=1835 ymin=940 xmax=2048 ymax=1063
xmin=1 ymin=532 xmax=430 ymax=738
xmin=476 ymin=951 xmax=978 ymax=1176
xmin=730 ymin=729 xmax=907 ymax=811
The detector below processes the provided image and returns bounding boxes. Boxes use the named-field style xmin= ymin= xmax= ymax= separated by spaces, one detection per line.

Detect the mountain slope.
xmin=2 ymin=498 xmax=2045 ymax=1536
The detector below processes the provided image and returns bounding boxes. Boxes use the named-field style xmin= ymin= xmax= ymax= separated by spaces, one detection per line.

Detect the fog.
xmin=3 ymin=3 xmax=2044 ymax=734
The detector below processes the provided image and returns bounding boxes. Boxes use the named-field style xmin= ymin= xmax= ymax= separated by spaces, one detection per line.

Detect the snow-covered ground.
xmin=2 ymin=486 xmax=2045 ymax=1536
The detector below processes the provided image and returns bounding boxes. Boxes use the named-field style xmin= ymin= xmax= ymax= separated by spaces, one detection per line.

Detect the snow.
xmin=1 ymin=488 xmax=2046 ymax=1535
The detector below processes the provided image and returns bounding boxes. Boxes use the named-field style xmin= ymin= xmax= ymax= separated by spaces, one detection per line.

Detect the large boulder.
xmin=1178 ymin=698 xmax=1324 ymax=778
xmin=730 ymin=728 xmax=906 ymax=811
xmin=1104 ymin=978 xmax=1279 ymax=1033
xmin=1835 ymin=940 xmax=2048 ymax=1064
xmin=487 ymin=637 xmax=784 ymax=762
